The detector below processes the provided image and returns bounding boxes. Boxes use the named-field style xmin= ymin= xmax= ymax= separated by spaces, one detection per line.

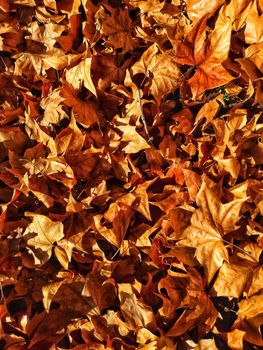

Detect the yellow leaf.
xmin=133 ymin=179 xmax=156 ymax=221
xmin=186 ymin=0 xmax=225 ymax=24
xmin=65 ymin=57 xmax=97 ymax=96
xmin=213 ymin=259 xmax=254 ymax=298
xmin=196 ymin=178 xmax=248 ymax=233
xmin=245 ymin=0 xmax=263 ymax=44
xmin=118 ymin=125 xmax=150 ymax=154
xmin=54 ymin=245 xmax=70 ymax=269
xmin=40 ymin=89 xmax=68 ymax=126
xmin=137 ymin=328 xmax=158 ymax=345
xmin=234 ymin=293 xmax=263 ymax=323
xmin=234 ymin=294 xmax=263 ymax=346
xmin=179 ymin=178 xmax=248 ymax=282
xmin=55 ymin=115 xmax=85 ymax=155
xmin=119 ymin=292 xmax=155 ymax=329
xmin=129 ymin=0 xmax=165 ymax=13
xmin=222 ymin=0 xmax=251 ymax=31
xmin=197 ymin=339 xmax=218 ymax=350
xmin=227 ymin=329 xmax=246 ymax=350
xmin=24 ymin=213 xmax=64 ymax=264
xmin=12 ymin=0 xmax=36 ymax=6
xmin=245 ymin=42 xmax=263 ymax=72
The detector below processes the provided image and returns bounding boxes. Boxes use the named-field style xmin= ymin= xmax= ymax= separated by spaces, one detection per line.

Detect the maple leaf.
xmin=213 ymin=243 xmax=263 ymax=298
xmin=222 ymin=0 xmax=252 ymax=31
xmin=172 ymin=14 xmax=234 ymax=98
xmin=178 ymin=177 xmax=247 ymax=282
xmin=92 ymin=54 xmax=132 ymax=90
xmin=96 ymin=6 xmax=137 ymax=53
xmin=23 ymin=212 xmax=64 ymax=264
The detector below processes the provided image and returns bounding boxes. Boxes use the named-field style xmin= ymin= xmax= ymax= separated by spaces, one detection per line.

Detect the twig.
xmin=0 ymin=56 xmax=7 ymax=71
xmin=137 ymin=88 xmax=152 ymax=144
xmin=0 ymin=281 xmax=5 ymax=304
xmin=111 ymin=247 xmax=120 ymax=260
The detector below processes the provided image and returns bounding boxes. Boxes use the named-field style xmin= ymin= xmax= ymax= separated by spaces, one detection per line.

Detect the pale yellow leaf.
xmin=24 ymin=213 xmax=64 ymax=264
xmin=65 ymin=58 xmax=97 ymax=96
xmin=118 ymin=125 xmax=150 ymax=154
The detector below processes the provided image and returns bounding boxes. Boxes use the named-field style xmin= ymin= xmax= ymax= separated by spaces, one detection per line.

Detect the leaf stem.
xmin=221 ymin=238 xmax=258 ymax=263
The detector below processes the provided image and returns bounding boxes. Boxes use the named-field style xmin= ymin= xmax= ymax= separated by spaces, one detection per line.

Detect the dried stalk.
xmin=137 ymin=88 xmax=152 ymax=144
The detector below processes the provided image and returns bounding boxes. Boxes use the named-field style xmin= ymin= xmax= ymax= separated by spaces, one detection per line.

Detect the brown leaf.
xmin=96 ymin=6 xmax=137 ymax=53
xmin=60 ymin=81 xmax=101 ymax=128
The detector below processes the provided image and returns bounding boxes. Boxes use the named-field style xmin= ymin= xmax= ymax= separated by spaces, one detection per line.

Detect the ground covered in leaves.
xmin=0 ymin=0 xmax=263 ymax=349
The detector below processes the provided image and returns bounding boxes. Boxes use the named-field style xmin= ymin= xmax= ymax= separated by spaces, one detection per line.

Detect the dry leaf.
xmin=24 ymin=213 xmax=64 ymax=264
xmin=65 ymin=57 xmax=97 ymax=96
xmin=0 ymin=1 xmax=262 ymax=348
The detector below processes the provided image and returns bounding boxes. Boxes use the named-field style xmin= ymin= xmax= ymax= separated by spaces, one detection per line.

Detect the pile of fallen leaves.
xmin=0 ymin=0 xmax=262 ymax=349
